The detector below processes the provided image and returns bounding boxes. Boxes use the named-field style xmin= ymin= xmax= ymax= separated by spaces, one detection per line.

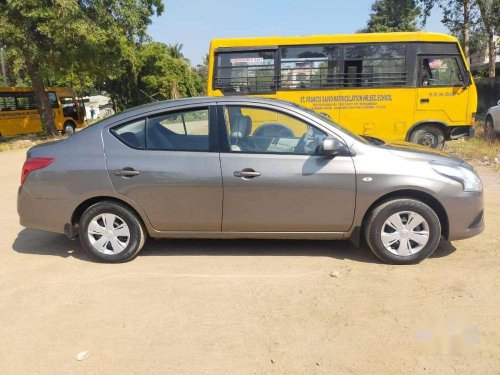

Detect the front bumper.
xmin=441 ymin=190 xmax=484 ymax=241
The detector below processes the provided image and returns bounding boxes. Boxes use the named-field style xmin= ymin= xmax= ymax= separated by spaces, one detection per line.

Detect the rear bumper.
xmin=17 ymin=186 xmax=72 ymax=234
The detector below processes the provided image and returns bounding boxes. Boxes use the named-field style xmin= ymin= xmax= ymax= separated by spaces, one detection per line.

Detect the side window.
xmin=224 ymin=106 xmax=328 ymax=155
xmin=0 ymin=93 xmax=17 ymax=111
xmin=214 ymin=50 xmax=276 ymax=94
xmin=47 ymin=92 xmax=59 ymax=108
xmin=147 ymin=108 xmax=209 ymax=151
xmin=111 ymin=119 xmax=146 ymax=149
xmin=280 ymin=45 xmax=341 ymax=89
xmin=420 ymin=57 xmax=464 ymax=86
xmin=15 ymin=92 xmax=37 ymax=110
xmin=343 ymin=43 xmax=407 ymax=87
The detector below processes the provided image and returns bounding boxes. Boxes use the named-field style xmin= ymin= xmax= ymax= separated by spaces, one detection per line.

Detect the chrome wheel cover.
xmin=87 ymin=213 xmax=130 ymax=255
xmin=381 ymin=211 xmax=430 ymax=256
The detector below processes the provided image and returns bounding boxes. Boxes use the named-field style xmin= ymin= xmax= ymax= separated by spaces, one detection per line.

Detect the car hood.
xmin=380 ymin=140 xmax=463 ymax=165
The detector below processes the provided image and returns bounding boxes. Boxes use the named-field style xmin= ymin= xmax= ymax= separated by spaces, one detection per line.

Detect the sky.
xmin=148 ymin=0 xmax=448 ymax=66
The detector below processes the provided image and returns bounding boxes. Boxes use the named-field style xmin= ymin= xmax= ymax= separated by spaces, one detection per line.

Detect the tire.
xmin=485 ymin=116 xmax=496 ymax=139
xmin=79 ymin=201 xmax=146 ymax=263
xmin=64 ymin=122 xmax=76 ymax=136
xmin=364 ymin=199 xmax=441 ymax=265
xmin=410 ymin=125 xmax=445 ymax=149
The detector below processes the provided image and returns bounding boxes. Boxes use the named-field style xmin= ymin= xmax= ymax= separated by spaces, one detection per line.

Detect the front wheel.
xmin=64 ymin=122 xmax=76 ymax=136
xmin=364 ymin=199 xmax=441 ymax=264
xmin=410 ymin=125 xmax=445 ymax=149
xmin=79 ymin=201 xmax=146 ymax=263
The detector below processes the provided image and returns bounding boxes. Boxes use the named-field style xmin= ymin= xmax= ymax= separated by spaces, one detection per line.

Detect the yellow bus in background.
xmin=207 ymin=32 xmax=477 ymax=149
xmin=0 ymin=87 xmax=85 ymax=137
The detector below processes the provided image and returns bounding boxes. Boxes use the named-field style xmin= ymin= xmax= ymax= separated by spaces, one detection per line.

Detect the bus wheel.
xmin=64 ymin=122 xmax=76 ymax=136
xmin=410 ymin=125 xmax=445 ymax=149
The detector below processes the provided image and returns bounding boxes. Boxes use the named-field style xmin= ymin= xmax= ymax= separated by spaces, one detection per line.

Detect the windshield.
xmin=291 ymin=103 xmax=369 ymax=144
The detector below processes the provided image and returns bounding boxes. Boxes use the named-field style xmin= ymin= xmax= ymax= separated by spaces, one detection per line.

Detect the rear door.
xmin=103 ymin=105 xmax=223 ymax=231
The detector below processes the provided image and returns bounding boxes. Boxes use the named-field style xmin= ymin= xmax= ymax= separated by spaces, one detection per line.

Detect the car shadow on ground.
xmin=12 ymin=228 xmax=457 ymax=264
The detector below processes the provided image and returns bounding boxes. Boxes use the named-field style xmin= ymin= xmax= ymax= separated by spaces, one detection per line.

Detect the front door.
xmin=416 ymin=55 xmax=470 ymax=124
xmin=103 ymin=106 xmax=223 ymax=231
xmin=219 ymin=105 xmax=356 ymax=232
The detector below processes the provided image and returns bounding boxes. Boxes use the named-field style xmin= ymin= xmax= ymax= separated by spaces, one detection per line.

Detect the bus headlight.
xmin=430 ymin=161 xmax=482 ymax=192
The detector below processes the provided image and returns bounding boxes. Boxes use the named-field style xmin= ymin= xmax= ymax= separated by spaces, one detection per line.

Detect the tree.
xmin=0 ymin=0 xmax=164 ymax=135
xmin=417 ymin=0 xmax=482 ymax=62
xmin=363 ymin=0 xmax=422 ymax=32
xmin=103 ymin=42 xmax=205 ymax=109
xmin=476 ymin=0 xmax=500 ymax=77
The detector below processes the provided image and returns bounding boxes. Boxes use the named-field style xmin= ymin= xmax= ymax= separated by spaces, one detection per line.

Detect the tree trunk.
xmin=463 ymin=0 xmax=470 ymax=62
xmin=487 ymin=31 xmax=496 ymax=77
xmin=24 ymin=57 xmax=58 ymax=135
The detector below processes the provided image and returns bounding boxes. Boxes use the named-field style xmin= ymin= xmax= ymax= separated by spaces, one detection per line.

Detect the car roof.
xmin=117 ymin=96 xmax=297 ymax=116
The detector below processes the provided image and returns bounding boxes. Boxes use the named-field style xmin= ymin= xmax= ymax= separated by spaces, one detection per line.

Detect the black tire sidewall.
xmin=366 ymin=199 xmax=441 ymax=264
xmin=485 ymin=117 xmax=495 ymax=139
xmin=79 ymin=202 xmax=145 ymax=263
xmin=410 ymin=126 xmax=445 ymax=149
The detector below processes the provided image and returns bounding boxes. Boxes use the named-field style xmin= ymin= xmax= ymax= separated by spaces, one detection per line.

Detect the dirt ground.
xmin=0 ymin=149 xmax=499 ymax=375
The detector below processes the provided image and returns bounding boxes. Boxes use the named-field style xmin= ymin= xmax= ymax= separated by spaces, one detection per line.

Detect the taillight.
xmin=21 ymin=157 xmax=54 ymax=185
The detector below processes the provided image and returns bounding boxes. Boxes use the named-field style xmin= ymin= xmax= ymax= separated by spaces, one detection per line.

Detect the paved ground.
xmin=0 ymin=149 xmax=499 ymax=374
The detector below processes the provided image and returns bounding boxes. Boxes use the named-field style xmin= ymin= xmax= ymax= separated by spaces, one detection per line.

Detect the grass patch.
xmin=444 ymin=124 xmax=500 ymax=170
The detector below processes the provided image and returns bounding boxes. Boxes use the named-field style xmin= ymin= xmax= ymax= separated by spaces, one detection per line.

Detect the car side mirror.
xmin=497 ymin=99 xmax=500 ymax=106
xmin=462 ymin=73 xmax=471 ymax=88
xmin=320 ymin=137 xmax=346 ymax=157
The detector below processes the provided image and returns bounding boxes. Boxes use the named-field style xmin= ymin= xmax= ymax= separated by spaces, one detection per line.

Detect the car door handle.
xmin=234 ymin=168 xmax=261 ymax=178
xmin=420 ymin=98 xmax=430 ymax=103
xmin=114 ymin=167 xmax=140 ymax=177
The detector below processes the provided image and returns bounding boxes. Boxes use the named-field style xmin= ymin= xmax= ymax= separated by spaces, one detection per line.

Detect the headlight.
xmin=430 ymin=161 xmax=482 ymax=192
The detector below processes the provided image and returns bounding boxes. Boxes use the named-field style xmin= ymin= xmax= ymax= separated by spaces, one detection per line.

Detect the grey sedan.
xmin=18 ymin=97 xmax=484 ymax=264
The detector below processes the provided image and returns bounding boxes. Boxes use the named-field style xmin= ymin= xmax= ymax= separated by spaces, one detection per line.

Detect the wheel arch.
xmin=405 ymin=121 xmax=449 ymax=141
xmin=70 ymin=196 xmax=150 ymax=236
xmin=361 ymin=189 xmax=449 ymax=240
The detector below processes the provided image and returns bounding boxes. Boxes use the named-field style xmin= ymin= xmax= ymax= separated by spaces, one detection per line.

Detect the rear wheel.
xmin=364 ymin=199 xmax=441 ymax=264
xmin=79 ymin=201 xmax=146 ymax=263
xmin=485 ymin=116 xmax=496 ymax=139
xmin=64 ymin=122 xmax=76 ymax=136
xmin=410 ymin=125 xmax=445 ymax=149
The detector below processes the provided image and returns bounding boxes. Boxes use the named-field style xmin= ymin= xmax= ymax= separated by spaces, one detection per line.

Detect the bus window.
xmin=15 ymin=92 xmax=37 ymax=110
xmin=0 ymin=93 xmax=17 ymax=111
xmin=420 ymin=57 xmax=464 ymax=86
xmin=343 ymin=43 xmax=407 ymax=87
xmin=280 ymin=45 xmax=341 ymax=89
xmin=214 ymin=50 xmax=276 ymax=94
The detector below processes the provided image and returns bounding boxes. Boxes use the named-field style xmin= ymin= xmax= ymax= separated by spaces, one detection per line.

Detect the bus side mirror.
xmin=462 ymin=73 xmax=471 ymax=88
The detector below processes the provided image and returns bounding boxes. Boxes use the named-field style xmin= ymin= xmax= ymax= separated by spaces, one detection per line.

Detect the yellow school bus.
xmin=0 ymin=87 xmax=85 ymax=137
xmin=207 ymin=32 xmax=477 ymax=149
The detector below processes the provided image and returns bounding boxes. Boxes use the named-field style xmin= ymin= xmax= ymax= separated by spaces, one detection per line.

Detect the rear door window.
xmin=146 ymin=108 xmax=210 ymax=151
xmin=111 ymin=119 xmax=146 ymax=149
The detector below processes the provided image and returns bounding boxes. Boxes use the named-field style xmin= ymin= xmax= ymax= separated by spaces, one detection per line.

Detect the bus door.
xmin=416 ymin=56 xmax=469 ymax=124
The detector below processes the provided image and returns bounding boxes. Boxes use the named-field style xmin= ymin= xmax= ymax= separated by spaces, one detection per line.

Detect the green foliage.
xmin=103 ymin=42 xmax=205 ymax=110
xmin=0 ymin=0 xmax=164 ymax=133
xmin=363 ymin=0 xmax=422 ymax=32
